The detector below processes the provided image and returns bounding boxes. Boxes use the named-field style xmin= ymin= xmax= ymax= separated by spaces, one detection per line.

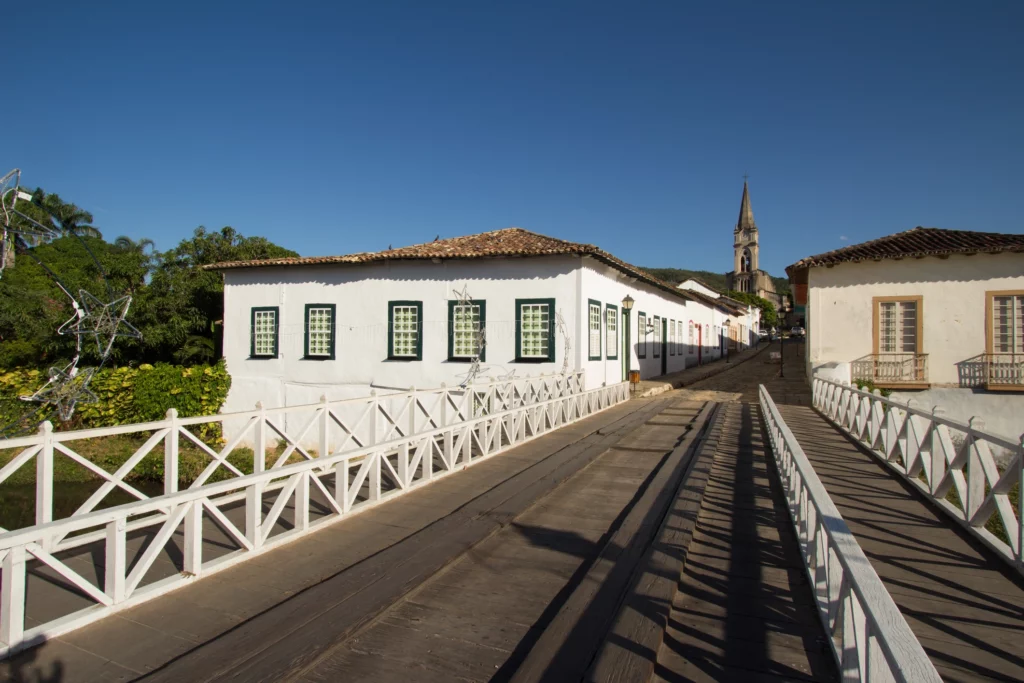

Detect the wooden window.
xmin=669 ymin=319 xmax=675 ymax=355
xmin=987 ymin=291 xmax=1024 ymax=354
xmin=448 ymin=300 xmax=486 ymax=361
xmin=588 ymin=299 xmax=602 ymax=360
xmin=688 ymin=321 xmax=694 ymax=354
xmin=304 ymin=304 xmax=335 ymax=359
xmin=605 ymin=304 xmax=618 ymax=360
xmin=872 ymin=296 xmax=922 ymax=354
xmin=250 ymin=307 xmax=279 ymax=358
xmin=705 ymin=324 xmax=710 ymax=349
xmin=389 ymin=301 xmax=423 ymax=360
xmin=516 ymin=298 xmax=555 ymax=362
xmin=638 ymin=312 xmax=647 ymax=358
xmin=653 ymin=316 xmax=661 ymax=358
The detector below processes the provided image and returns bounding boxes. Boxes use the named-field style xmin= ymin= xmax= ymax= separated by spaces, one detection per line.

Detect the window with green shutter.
xmin=304 ymin=304 xmax=336 ymax=359
xmin=250 ymin=307 xmax=279 ymax=358
xmin=389 ymin=301 xmax=423 ymax=360
xmin=588 ymin=299 xmax=602 ymax=360
xmin=515 ymin=298 xmax=555 ymax=362
xmin=448 ymin=300 xmax=486 ymax=361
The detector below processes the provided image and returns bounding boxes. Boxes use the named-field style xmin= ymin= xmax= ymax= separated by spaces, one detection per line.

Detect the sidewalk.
xmin=633 ymin=341 xmax=775 ymax=398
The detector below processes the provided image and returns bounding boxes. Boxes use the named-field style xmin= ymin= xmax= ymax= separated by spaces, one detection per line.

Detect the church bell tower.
xmin=732 ymin=180 xmax=759 ymax=293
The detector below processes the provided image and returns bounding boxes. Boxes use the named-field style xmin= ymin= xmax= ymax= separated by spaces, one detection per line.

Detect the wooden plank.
xmin=508 ymin=402 xmax=719 ymax=683
xmin=137 ymin=399 xmax=668 ymax=683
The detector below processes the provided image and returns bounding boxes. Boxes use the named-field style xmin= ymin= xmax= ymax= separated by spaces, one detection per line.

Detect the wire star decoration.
xmin=59 ymin=290 xmax=142 ymax=357
xmin=23 ymin=364 xmax=99 ymax=421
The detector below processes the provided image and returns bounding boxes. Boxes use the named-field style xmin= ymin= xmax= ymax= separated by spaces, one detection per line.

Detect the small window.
xmin=688 ymin=321 xmax=695 ymax=354
xmin=678 ymin=321 xmax=684 ymax=355
xmin=989 ymin=292 xmax=1024 ymax=354
xmin=250 ymin=307 xmax=279 ymax=358
xmin=875 ymin=298 xmax=919 ymax=354
xmin=605 ymin=304 xmax=618 ymax=360
xmin=389 ymin=301 xmax=423 ymax=360
xmin=516 ymin=298 xmax=555 ymax=362
xmin=705 ymin=324 xmax=710 ymax=349
xmin=653 ymin=316 xmax=661 ymax=358
xmin=588 ymin=299 xmax=602 ymax=360
xmin=304 ymin=304 xmax=336 ymax=359
xmin=448 ymin=300 xmax=486 ymax=361
xmin=638 ymin=312 xmax=647 ymax=358
xmin=669 ymin=319 xmax=675 ymax=355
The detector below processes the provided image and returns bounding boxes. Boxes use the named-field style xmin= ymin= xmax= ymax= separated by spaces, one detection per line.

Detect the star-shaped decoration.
xmin=23 ymin=365 xmax=99 ymax=422
xmin=59 ymin=290 xmax=142 ymax=358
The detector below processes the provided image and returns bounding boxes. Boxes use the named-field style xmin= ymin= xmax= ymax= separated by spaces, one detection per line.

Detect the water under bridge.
xmin=1 ymin=343 xmax=1021 ymax=682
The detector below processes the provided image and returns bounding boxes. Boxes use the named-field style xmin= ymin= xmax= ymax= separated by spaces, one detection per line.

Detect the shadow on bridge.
xmin=779 ymin=404 xmax=1024 ymax=682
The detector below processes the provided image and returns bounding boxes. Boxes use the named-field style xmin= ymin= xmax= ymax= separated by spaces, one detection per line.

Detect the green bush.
xmin=853 ymin=379 xmax=892 ymax=398
xmin=0 ymin=360 xmax=231 ymax=438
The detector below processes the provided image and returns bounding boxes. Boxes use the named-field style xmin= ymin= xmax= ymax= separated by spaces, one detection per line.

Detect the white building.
xmin=787 ymin=226 xmax=1024 ymax=441
xmin=210 ymin=228 xmax=742 ymax=413
xmin=677 ymin=278 xmax=762 ymax=349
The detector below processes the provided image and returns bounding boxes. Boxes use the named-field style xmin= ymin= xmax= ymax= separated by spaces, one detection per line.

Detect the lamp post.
xmin=621 ymin=294 xmax=635 ymax=390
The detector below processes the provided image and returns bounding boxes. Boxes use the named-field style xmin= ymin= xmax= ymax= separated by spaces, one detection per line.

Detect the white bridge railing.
xmin=760 ymin=385 xmax=941 ymax=683
xmin=812 ymin=377 xmax=1023 ymax=574
xmin=0 ymin=371 xmax=622 ymax=655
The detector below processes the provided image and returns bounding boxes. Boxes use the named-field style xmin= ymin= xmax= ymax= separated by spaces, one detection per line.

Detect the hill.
xmin=638 ymin=267 xmax=791 ymax=297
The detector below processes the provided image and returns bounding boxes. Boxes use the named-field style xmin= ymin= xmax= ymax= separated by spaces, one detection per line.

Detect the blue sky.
xmin=6 ymin=1 xmax=1022 ymax=276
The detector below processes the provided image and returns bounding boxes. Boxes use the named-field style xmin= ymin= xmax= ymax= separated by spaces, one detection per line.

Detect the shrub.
xmin=0 ymin=360 xmax=231 ymax=438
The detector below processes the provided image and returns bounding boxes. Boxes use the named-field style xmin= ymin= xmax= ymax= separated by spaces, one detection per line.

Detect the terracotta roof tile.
xmin=206 ymin=227 xmax=697 ymax=304
xmin=786 ymin=227 xmax=1024 ymax=274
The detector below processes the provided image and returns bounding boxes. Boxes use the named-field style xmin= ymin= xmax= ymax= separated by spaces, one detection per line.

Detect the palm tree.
xmin=114 ymin=236 xmax=156 ymax=254
xmin=34 ymin=191 xmax=102 ymax=239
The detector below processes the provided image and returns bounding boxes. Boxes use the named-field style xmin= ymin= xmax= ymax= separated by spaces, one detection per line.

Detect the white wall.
xmin=806 ymin=252 xmax=1024 ymax=386
xmin=805 ymin=251 xmax=1024 ymax=451
xmin=222 ymin=256 xmax=580 ymax=414
xmin=221 ymin=254 xmax=731 ymax=416
xmin=678 ymin=279 xmax=720 ymax=299
xmin=579 ymin=259 xmax=709 ymax=384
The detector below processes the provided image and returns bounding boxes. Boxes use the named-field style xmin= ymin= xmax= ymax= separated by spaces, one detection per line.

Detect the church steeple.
xmin=736 ymin=180 xmax=756 ymax=232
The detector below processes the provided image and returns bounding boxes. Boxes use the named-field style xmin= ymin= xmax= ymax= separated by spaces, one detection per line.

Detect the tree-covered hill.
xmin=638 ymin=267 xmax=791 ymax=297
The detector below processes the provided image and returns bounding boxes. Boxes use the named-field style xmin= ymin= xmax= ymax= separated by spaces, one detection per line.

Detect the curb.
xmin=634 ymin=342 xmax=775 ymax=398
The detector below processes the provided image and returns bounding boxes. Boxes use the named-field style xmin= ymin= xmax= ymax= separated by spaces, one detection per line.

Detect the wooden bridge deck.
xmin=778 ymin=405 xmax=1024 ymax=682
xmin=652 ymin=401 xmax=836 ymax=682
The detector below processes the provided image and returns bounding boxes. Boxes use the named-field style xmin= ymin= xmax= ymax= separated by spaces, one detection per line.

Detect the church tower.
xmin=731 ymin=180 xmax=759 ymax=293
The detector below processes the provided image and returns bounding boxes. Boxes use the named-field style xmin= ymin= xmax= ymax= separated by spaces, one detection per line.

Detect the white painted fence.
xmin=760 ymin=385 xmax=941 ymax=683
xmin=812 ymin=377 xmax=1023 ymax=575
xmin=0 ymin=371 xmax=625 ymax=656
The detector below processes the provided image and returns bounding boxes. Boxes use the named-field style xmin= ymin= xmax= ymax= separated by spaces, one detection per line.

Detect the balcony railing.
xmin=984 ymin=352 xmax=1024 ymax=389
xmin=851 ymin=353 xmax=928 ymax=386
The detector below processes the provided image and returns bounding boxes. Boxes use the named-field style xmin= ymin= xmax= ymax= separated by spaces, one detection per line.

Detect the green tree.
xmin=31 ymin=190 xmax=103 ymax=239
xmin=135 ymin=226 xmax=298 ymax=363
xmin=725 ymin=290 xmax=778 ymax=329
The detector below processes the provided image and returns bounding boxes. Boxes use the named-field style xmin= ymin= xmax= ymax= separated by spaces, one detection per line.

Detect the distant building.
xmin=725 ymin=181 xmax=783 ymax=310
xmin=787 ymin=226 xmax=1024 ymax=441
xmin=677 ymin=277 xmax=763 ymax=345
xmin=209 ymin=228 xmax=755 ymax=414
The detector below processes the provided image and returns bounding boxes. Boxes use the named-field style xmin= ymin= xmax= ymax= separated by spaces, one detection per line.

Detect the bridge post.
xmin=319 ymin=395 xmax=330 ymax=461
xmin=184 ymin=500 xmax=203 ymax=576
xmin=930 ymin=407 xmax=947 ymax=496
xmin=967 ymin=417 xmax=986 ymax=523
xmin=105 ymin=518 xmax=126 ymax=603
xmin=36 ymin=421 xmax=54 ymax=529
xmin=164 ymin=409 xmax=179 ymax=497
xmin=1 ymin=546 xmax=26 ymax=646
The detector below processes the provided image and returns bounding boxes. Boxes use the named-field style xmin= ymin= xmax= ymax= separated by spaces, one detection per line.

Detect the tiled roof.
xmin=206 ymin=227 xmax=697 ymax=303
xmin=787 ymin=227 xmax=1024 ymax=274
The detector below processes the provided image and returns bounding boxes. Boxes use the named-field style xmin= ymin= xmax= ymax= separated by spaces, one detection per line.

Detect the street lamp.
xmin=621 ymin=295 xmax=636 ymax=391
